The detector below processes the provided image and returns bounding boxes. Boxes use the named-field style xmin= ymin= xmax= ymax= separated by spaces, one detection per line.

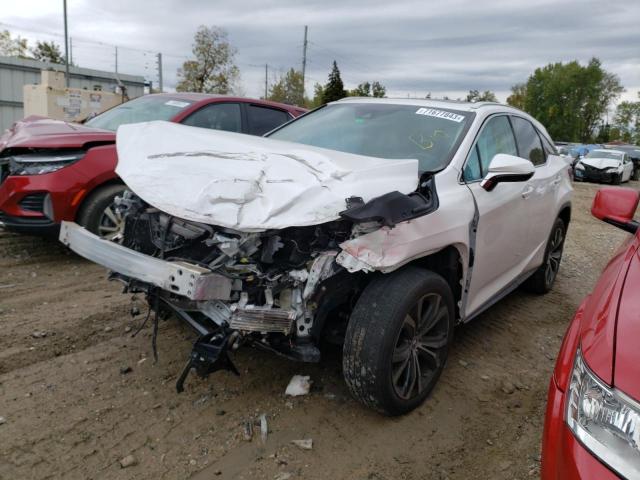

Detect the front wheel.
xmin=77 ymin=184 xmax=127 ymax=240
xmin=343 ymin=267 xmax=454 ymax=416
xmin=612 ymin=173 xmax=622 ymax=185
xmin=522 ymin=217 xmax=566 ymax=294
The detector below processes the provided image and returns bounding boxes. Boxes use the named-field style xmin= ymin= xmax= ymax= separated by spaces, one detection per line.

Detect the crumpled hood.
xmin=115 ymin=121 xmax=419 ymax=232
xmin=0 ymin=115 xmax=114 ymax=152
xmin=581 ymin=157 xmax=621 ymax=170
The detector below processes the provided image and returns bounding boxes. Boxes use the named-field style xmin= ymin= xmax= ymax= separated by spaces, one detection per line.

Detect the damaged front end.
xmin=60 ymin=182 xmax=439 ymax=393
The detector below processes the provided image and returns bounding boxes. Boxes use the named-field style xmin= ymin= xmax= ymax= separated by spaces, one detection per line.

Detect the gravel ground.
xmin=0 ymin=180 xmax=635 ymax=480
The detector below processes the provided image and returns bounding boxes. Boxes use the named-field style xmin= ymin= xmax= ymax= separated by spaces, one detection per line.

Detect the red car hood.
xmin=0 ymin=115 xmax=114 ymax=152
xmin=579 ymin=233 xmax=640 ymax=401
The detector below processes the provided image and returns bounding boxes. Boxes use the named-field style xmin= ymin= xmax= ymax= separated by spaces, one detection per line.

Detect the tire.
xmin=77 ymin=184 xmax=127 ymax=239
xmin=522 ymin=218 xmax=566 ymax=294
xmin=612 ymin=173 xmax=622 ymax=185
xmin=632 ymin=167 xmax=640 ymax=181
xmin=343 ymin=267 xmax=454 ymax=416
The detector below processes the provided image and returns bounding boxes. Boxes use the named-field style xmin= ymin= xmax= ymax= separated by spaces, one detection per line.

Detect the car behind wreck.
xmin=60 ymin=98 xmax=572 ymax=415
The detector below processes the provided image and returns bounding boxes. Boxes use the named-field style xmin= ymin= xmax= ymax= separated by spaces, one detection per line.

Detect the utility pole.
xmin=69 ymin=36 xmax=73 ymax=65
xmin=264 ymin=64 xmax=268 ymax=99
xmin=301 ymin=25 xmax=308 ymax=99
xmin=156 ymin=53 xmax=163 ymax=92
xmin=63 ymin=0 xmax=70 ymax=87
xmin=115 ymin=46 xmax=118 ymax=74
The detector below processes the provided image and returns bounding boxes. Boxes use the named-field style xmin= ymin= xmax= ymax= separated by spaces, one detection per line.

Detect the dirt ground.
xmin=0 ymin=180 xmax=635 ymax=480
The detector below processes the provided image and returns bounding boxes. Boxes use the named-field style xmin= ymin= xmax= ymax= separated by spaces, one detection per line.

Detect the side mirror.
xmin=591 ymin=187 xmax=639 ymax=234
xmin=480 ymin=154 xmax=535 ymax=192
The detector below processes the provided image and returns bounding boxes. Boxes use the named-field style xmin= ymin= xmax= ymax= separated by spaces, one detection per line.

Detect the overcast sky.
xmin=3 ymin=0 xmax=639 ymax=103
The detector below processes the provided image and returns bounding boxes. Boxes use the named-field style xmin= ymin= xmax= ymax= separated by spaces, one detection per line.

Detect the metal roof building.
xmin=0 ymin=56 xmax=146 ymax=131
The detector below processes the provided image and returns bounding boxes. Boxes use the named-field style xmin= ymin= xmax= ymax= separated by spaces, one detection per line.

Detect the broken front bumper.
xmin=59 ymin=221 xmax=232 ymax=301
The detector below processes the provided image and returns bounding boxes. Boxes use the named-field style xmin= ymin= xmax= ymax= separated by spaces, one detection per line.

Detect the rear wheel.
xmin=522 ymin=218 xmax=566 ymax=294
xmin=77 ymin=184 xmax=127 ymax=240
xmin=631 ymin=166 xmax=640 ymax=181
xmin=343 ymin=267 xmax=454 ymax=416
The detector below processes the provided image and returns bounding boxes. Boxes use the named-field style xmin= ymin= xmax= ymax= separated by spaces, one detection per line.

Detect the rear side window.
xmin=181 ymin=103 xmax=242 ymax=132
xmin=511 ymin=116 xmax=545 ymax=166
xmin=463 ymin=115 xmax=518 ymax=181
xmin=247 ymin=105 xmax=290 ymax=135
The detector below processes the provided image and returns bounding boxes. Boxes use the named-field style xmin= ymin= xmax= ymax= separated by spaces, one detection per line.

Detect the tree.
xmin=0 ymin=30 xmax=29 ymax=58
xmin=308 ymin=83 xmax=324 ymax=108
xmin=268 ymin=68 xmax=304 ymax=106
xmin=349 ymin=81 xmax=386 ymax=98
xmin=506 ymin=83 xmax=527 ymax=110
xmin=465 ymin=89 xmax=498 ymax=102
xmin=613 ymin=93 xmax=640 ymax=144
xmin=321 ymin=61 xmax=346 ymax=103
xmin=176 ymin=26 xmax=240 ymax=94
xmin=511 ymin=58 xmax=624 ymax=142
xmin=31 ymin=40 xmax=65 ymax=64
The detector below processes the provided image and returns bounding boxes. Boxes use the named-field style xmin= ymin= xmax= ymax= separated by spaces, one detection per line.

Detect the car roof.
xmin=334 ymin=96 xmax=517 ymax=112
xmin=143 ymin=93 xmax=307 ymax=113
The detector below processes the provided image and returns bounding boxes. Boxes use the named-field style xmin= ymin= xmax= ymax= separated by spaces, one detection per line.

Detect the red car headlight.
xmin=567 ymin=348 xmax=640 ymax=478
xmin=8 ymin=151 xmax=85 ymax=176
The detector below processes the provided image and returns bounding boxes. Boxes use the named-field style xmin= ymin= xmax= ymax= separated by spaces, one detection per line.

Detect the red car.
xmin=542 ymin=186 xmax=640 ymax=479
xmin=0 ymin=93 xmax=306 ymax=237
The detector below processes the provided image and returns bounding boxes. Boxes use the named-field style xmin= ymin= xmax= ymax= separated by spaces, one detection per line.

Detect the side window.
xmin=181 ymin=103 xmax=242 ymax=132
xmin=463 ymin=115 xmax=518 ymax=182
xmin=511 ymin=116 xmax=545 ymax=166
xmin=538 ymin=132 xmax=557 ymax=156
xmin=247 ymin=105 xmax=290 ymax=136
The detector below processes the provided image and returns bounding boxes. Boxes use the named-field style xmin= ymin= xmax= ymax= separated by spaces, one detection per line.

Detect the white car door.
xmin=509 ymin=116 xmax=560 ymax=269
xmin=462 ymin=115 xmax=531 ymax=317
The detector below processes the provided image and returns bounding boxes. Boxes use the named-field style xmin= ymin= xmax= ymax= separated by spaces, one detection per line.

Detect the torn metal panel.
xmin=115 ymin=121 xmax=419 ymax=232
xmin=337 ymin=173 xmax=473 ymax=275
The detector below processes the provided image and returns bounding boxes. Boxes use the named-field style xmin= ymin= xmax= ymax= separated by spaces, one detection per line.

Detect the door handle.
xmin=522 ymin=185 xmax=534 ymax=198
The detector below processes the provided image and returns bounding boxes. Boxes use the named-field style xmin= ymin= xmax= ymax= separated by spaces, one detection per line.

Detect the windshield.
xmin=586 ymin=150 xmax=623 ymax=160
xmin=85 ymin=96 xmax=194 ymax=131
xmin=268 ymin=103 xmax=473 ymax=172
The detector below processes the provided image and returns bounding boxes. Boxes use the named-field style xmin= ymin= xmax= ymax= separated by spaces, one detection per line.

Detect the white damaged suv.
xmin=60 ymin=98 xmax=572 ymax=415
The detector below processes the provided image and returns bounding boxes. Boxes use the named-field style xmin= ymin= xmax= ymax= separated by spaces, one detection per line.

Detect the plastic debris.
xmin=260 ymin=413 xmax=268 ymax=443
xmin=291 ymin=439 xmax=313 ymax=450
xmin=285 ymin=375 xmax=311 ymax=397
xmin=243 ymin=420 xmax=253 ymax=441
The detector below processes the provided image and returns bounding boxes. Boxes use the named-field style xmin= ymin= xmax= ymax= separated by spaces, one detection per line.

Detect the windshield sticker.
xmin=415 ymin=108 xmax=465 ymax=123
xmin=165 ymin=100 xmax=190 ymax=108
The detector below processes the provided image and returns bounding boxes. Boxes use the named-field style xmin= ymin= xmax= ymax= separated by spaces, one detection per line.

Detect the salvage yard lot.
xmin=0 ymin=180 xmax=635 ymax=480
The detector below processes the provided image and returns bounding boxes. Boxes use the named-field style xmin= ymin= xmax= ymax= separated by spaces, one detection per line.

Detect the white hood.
xmin=115 ymin=121 xmax=419 ymax=232
xmin=580 ymin=157 xmax=621 ymax=170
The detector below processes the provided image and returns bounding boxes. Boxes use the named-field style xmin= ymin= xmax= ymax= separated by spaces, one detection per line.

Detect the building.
xmin=0 ymin=55 xmax=146 ymax=132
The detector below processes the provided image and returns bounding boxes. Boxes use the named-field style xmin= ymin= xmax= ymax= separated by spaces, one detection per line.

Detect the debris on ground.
xmin=31 ymin=331 xmax=47 ymax=338
xmin=0 ymin=416 xmax=6 ymax=425
xmin=274 ymin=473 xmax=292 ymax=480
xmin=260 ymin=413 xmax=268 ymax=443
xmin=119 ymin=366 xmax=132 ymax=375
xmin=243 ymin=420 xmax=253 ymax=441
xmin=119 ymin=454 xmax=138 ymax=468
xmin=291 ymin=439 xmax=313 ymax=450
xmin=285 ymin=375 xmax=311 ymax=397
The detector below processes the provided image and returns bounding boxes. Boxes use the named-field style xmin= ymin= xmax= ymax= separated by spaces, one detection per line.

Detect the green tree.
xmin=613 ymin=93 xmax=640 ymax=144
xmin=465 ymin=89 xmax=498 ymax=102
xmin=307 ymin=83 xmax=324 ymax=108
xmin=349 ymin=81 xmax=386 ymax=98
xmin=506 ymin=83 xmax=527 ymax=110
xmin=0 ymin=30 xmax=29 ymax=57
xmin=176 ymin=26 xmax=240 ymax=94
xmin=31 ymin=40 xmax=65 ymax=64
xmin=512 ymin=58 xmax=624 ymax=142
xmin=268 ymin=68 xmax=304 ymax=106
xmin=321 ymin=61 xmax=346 ymax=103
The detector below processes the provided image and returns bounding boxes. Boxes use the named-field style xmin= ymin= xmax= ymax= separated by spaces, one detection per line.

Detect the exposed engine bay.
xmin=96 ymin=180 xmax=436 ymax=391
